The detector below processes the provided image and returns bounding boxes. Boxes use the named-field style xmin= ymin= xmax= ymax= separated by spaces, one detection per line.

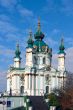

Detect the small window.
xmin=43 ymin=57 xmax=46 ymax=64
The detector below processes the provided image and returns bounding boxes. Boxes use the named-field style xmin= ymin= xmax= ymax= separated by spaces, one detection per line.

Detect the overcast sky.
xmin=0 ymin=0 xmax=73 ymax=92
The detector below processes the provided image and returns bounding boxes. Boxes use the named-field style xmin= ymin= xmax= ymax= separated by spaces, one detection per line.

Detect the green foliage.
xmin=48 ymin=93 xmax=59 ymax=106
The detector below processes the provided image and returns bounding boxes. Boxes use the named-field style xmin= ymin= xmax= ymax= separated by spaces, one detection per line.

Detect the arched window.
xmin=20 ymin=86 xmax=24 ymax=94
xmin=46 ymin=86 xmax=49 ymax=94
xmin=43 ymin=57 xmax=46 ymax=64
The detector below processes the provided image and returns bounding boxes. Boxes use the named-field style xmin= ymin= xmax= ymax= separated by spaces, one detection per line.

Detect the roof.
xmin=58 ymin=38 xmax=65 ymax=54
xmin=9 ymin=67 xmax=25 ymax=72
xmin=34 ymin=30 xmax=44 ymax=40
xmin=11 ymin=106 xmax=24 ymax=110
xmin=27 ymin=30 xmax=34 ymax=48
xmin=33 ymin=40 xmax=48 ymax=52
xmin=34 ymin=19 xmax=44 ymax=40
xmin=14 ymin=44 xmax=21 ymax=59
xmin=1 ymin=96 xmax=49 ymax=110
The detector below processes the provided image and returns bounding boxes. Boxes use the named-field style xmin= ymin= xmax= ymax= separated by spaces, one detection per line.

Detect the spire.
xmin=15 ymin=43 xmax=21 ymax=58
xmin=60 ymin=34 xmax=64 ymax=45
xmin=37 ymin=17 xmax=41 ymax=31
xmin=29 ymin=29 xmax=32 ymax=39
xmin=59 ymin=38 xmax=65 ymax=54
xmin=27 ymin=29 xmax=33 ymax=48
xmin=34 ymin=18 xmax=44 ymax=40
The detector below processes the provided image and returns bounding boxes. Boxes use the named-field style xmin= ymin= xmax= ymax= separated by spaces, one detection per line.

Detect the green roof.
xmin=34 ymin=19 xmax=44 ymax=40
xmin=34 ymin=30 xmax=44 ymax=40
xmin=33 ymin=40 xmax=48 ymax=52
xmin=58 ymin=38 xmax=65 ymax=54
xmin=27 ymin=31 xmax=34 ymax=48
xmin=58 ymin=50 xmax=65 ymax=54
xmin=10 ymin=67 xmax=25 ymax=71
xmin=14 ymin=44 xmax=21 ymax=59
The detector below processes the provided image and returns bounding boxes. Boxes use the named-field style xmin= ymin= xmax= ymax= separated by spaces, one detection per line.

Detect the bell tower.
xmin=14 ymin=44 xmax=21 ymax=68
xmin=25 ymin=30 xmax=34 ymax=67
xmin=58 ymin=38 xmax=66 ymax=71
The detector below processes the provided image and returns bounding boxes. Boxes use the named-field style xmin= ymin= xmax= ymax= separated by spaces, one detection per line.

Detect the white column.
xmin=25 ymin=75 xmax=29 ymax=91
xmin=7 ymin=78 xmax=10 ymax=93
xmin=32 ymin=75 xmax=34 ymax=95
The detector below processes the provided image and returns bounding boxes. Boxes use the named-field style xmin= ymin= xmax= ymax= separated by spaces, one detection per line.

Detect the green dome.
xmin=15 ymin=44 xmax=21 ymax=59
xmin=34 ymin=30 xmax=44 ymax=40
xmin=27 ymin=37 xmax=33 ymax=48
xmin=59 ymin=44 xmax=65 ymax=51
xmin=34 ymin=19 xmax=44 ymax=40
xmin=27 ymin=31 xmax=34 ymax=48
xmin=59 ymin=38 xmax=65 ymax=54
xmin=59 ymin=45 xmax=65 ymax=54
xmin=33 ymin=40 xmax=48 ymax=52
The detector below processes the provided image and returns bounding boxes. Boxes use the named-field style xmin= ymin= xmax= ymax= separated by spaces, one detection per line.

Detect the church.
xmin=7 ymin=20 xmax=67 ymax=96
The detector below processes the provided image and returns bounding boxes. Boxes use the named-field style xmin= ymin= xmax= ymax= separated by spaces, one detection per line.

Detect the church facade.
xmin=7 ymin=20 xmax=66 ymax=96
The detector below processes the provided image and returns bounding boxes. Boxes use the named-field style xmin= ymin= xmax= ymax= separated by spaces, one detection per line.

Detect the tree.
xmin=55 ymin=73 xmax=73 ymax=110
xmin=48 ymin=93 xmax=59 ymax=106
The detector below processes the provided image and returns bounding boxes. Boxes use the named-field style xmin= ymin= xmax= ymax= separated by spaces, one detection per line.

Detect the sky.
xmin=0 ymin=0 xmax=73 ymax=92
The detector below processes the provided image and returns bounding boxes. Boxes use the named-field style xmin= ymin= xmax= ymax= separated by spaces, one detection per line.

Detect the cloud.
xmin=52 ymin=29 xmax=60 ymax=34
xmin=0 ymin=20 xmax=19 ymax=42
xmin=0 ymin=45 xmax=14 ymax=57
xmin=43 ymin=0 xmax=61 ymax=13
xmin=0 ymin=0 xmax=34 ymax=17
xmin=45 ymin=37 xmax=58 ymax=48
xmin=0 ymin=71 xmax=6 ymax=92
xmin=0 ymin=20 xmax=18 ymax=34
xmin=17 ymin=5 xmax=33 ymax=17
xmin=52 ymin=53 xmax=58 ymax=68
xmin=61 ymin=0 xmax=73 ymax=15
xmin=44 ymin=28 xmax=61 ymax=49
xmin=65 ymin=37 xmax=73 ymax=46
xmin=49 ymin=28 xmax=61 ymax=38
xmin=43 ymin=0 xmax=73 ymax=15
xmin=65 ymin=47 xmax=73 ymax=72
xmin=0 ymin=14 xmax=10 ymax=22
xmin=0 ymin=18 xmax=28 ymax=42
xmin=0 ymin=0 xmax=17 ymax=9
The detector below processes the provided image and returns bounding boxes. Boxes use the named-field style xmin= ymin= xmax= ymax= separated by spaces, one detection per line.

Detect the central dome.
xmin=34 ymin=19 xmax=44 ymax=40
xmin=34 ymin=30 xmax=44 ymax=40
xmin=33 ymin=40 xmax=48 ymax=52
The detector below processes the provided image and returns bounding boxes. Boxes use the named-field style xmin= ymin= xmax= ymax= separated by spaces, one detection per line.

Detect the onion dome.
xmin=59 ymin=38 xmax=65 ymax=54
xmin=14 ymin=44 xmax=21 ymax=59
xmin=27 ymin=30 xmax=34 ymax=48
xmin=34 ymin=19 xmax=44 ymax=40
xmin=33 ymin=40 xmax=47 ymax=52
